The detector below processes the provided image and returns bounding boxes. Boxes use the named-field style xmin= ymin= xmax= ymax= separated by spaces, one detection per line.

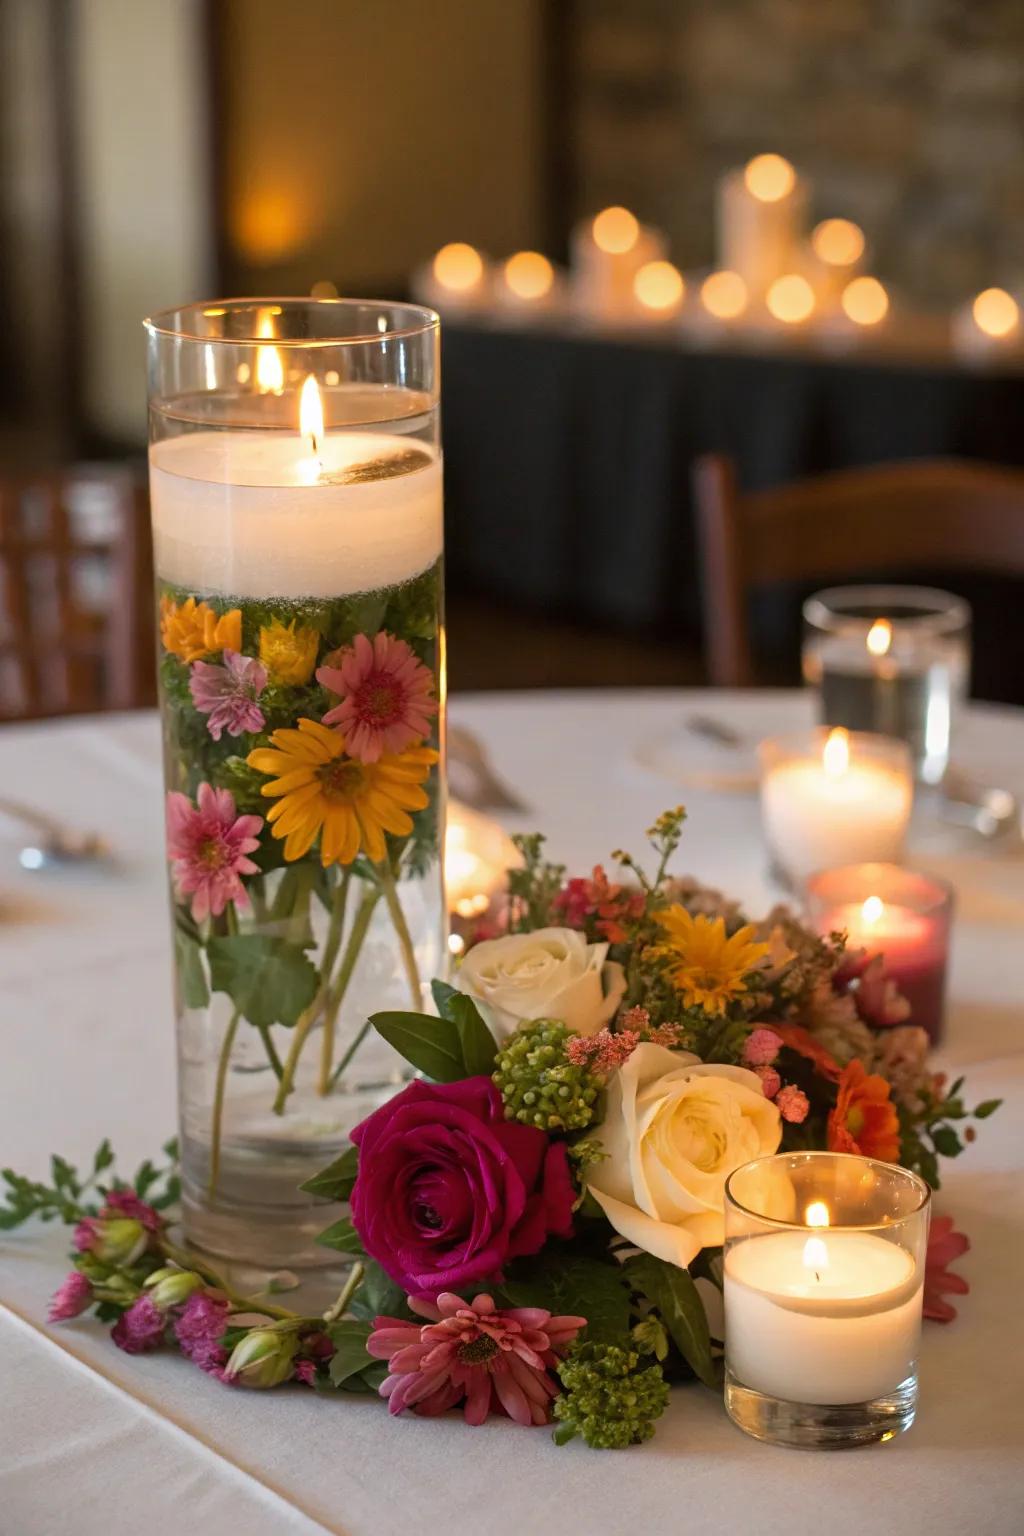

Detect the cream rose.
xmin=586 ymin=1042 xmax=781 ymax=1268
xmin=456 ymin=927 xmax=626 ymax=1042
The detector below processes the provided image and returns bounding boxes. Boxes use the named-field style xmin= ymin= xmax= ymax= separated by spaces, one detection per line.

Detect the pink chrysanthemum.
xmin=924 ymin=1216 xmax=970 ymax=1322
xmin=48 ymin=1271 xmax=93 ymax=1322
xmin=367 ymin=1292 xmax=585 ymax=1427
xmin=111 ymin=1294 xmax=166 ymax=1355
xmin=317 ymin=631 xmax=437 ymax=763
xmin=775 ymin=1084 xmax=809 ymax=1122
xmin=174 ymin=1290 xmax=232 ymax=1376
xmin=754 ymin=1065 xmax=782 ymax=1100
xmin=103 ymin=1189 xmax=163 ymax=1233
xmin=166 ymin=783 xmax=263 ymax=923
xmin=743 ymin=1027 xmax=782 ymax=1068
xmin=188 ymin=649 xmax=267 ymax=741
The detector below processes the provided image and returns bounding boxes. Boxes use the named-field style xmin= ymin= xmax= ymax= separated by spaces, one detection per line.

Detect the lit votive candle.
xmin=415 ymin=242 xmax=491 ymax=313
xmin=805 ymin=863 xmax=953 ymax=1044
xmin=496 ymin=251 xmax=560 ymax=315
xmin=759 ymin=728 xmax=913 ymax=888
xmin=951 ymin=286 xmax=1022 ymax=363
xmin=716 ymin=154 xmax=808 ymax=299
xmin=808 ymin=217 xmax=866 ymax=303
xmin=724 ymin=1152 xmax=930 ymax=1448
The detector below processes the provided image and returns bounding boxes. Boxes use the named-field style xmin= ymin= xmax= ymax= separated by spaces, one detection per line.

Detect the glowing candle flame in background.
xmin=861 ymin=894 xmax=884 ymax=927
xmin=592 ymin=206 xmax=639 ymax=255
xmin=634 ymin=260 xmax=685 ymax=312
xmin=701 ymin=270 xmax=748 ymax=320
xmin=822 ymin=727 xmax=849 ymax=777
xmin=972 ymin=287 xmax=1020 ymax=339
xmin=767 ymin=273 xmax=815 ymax=324
xmin=867 ymin=618 xmax=893 ymax=656
xmin=433 ymin=242 xmax=484 ymax=293
xmin=842 ymin=276 xmax=889 ymax=327
xmin=811 ymin=218 xmax=865 ymax=266
xmin=802 ymin=1200 xmax=830 ymax=1276
xmin=503 ymin=250 xmax=554 ymax=300
xmin=744 ymin=153 xmax=796 ymax=203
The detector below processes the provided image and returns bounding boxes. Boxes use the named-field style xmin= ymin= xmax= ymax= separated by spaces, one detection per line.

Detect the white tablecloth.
xmin=2 ymin=692 xmax=1023 ymax=1536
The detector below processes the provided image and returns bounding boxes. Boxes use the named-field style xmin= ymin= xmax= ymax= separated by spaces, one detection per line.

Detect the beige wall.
xmin=222 ymin=0 xmax=546 ymax=293
xmin=73 ymin=0 xmax=213 ymax=442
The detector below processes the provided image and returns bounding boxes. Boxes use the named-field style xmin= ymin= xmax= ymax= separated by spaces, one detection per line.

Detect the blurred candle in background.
xmin=717 ymin=154 xmax=807 ymax=300
xmin=700 ymin=269 xmax=749 ymax=322
xmin=840 ymin=275 xmax=889 ymax=328
xmin=765 ymin=272 xmax=816 ymax=325
xmin=633 ymin=259 xmax=685 ymax=318
xmin=951 ymin=286 xmax=1021 ymax=361
xmin=807 ymin=218 xmax=865 ymax=303
xmin=417 ymin=242 xmax=490 ymax=312
xmin=496 ymin=250 xmax=558 ymax=313
xmin=804 ymin=864 xmax=953 ymax=1043
xmin=570 ymin=205 xmax=668 ymax=317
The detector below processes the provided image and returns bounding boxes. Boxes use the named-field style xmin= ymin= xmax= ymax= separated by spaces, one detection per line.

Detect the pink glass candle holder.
xmin=804 ymin=863 xmax=953 ymax=1045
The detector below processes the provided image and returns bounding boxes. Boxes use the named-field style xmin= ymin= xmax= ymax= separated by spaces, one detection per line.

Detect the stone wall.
xmin=569 ymin=0 xmax=1024 ymax=305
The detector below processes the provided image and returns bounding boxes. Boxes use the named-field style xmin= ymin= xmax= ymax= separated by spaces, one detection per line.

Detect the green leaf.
xmin=175 ymin=929 xmax=210 ymax=1009
xmin=369 ymin=1010 xmax=465 ymax=1082
xmin=974 ymin=1099 xmax=1002 ymax=1119
xmin=207 ymin=934 xmax=318 ymax=1030
xmin=624 ymin=1253 xmax=715 ymax=1388
xmin=316 ymin=1216 xmax=366 ymax=1256
xmin=502 ymin=1252 xmax=630 ymax=1345
xmin=300 ymin=1145 xmax=359 ymax=1201
xmin=326 ymin=1319 xmax=374 ymax=1386
xmin=931 ymin=1125 xmax=963 ymax=1158
xmin=447 ymin=993 xmax=498 ymax=1078
xmin=348 ymin=1258 xmax=416 ymax=1323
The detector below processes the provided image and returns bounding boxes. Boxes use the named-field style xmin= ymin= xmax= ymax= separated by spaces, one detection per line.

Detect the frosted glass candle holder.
xmin=724 ymin=1152 xmax=930 ymax=1449
xmin=759 ymin=728 xmax=913 ymax=889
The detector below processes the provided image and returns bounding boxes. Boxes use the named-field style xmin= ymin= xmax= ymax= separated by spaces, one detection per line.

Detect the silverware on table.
xmin=0 ymin=796 xmax=112 ymax=869
xmin=685 ymin=714 xmax=746 ymax=749
xmin=939 ymin=769 xmax=1021 ymax=842
xmin=447 ymin=725 xmax=528 ymax=813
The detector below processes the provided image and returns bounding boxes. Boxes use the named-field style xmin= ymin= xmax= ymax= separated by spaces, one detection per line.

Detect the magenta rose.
xmin=349 ymin=1077 xmax=575 ymax=1297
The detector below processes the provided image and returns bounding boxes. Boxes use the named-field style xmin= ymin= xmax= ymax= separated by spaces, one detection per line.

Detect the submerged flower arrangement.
xmin=4 ymin=809 xmax=996 ymax=1448
xmin=156 ymin=564 xmax=442 ymax=1187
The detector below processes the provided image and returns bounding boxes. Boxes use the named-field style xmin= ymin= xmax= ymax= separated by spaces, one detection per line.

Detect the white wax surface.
xmin=760 ymin=758 xmax=911 ymax=885
xmin=150 ymin=430 xmax=443 ymax=599
xmin=725 ymin=1232 xmax=922 ymax=1404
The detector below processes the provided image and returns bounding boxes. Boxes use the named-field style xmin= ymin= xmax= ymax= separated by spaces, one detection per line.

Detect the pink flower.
xmin=111 ymin=1294 xmax=166 ymax=1355
xmin=174 ymin=1290 xmax=232 ymax=1375
xmin=103 ymin=1189 xmax=162 ymax=1233
xmin=924 ymin=1215 xmax=970 ymax=1322
xmin=775 ymin=1084 xmax=810 ymax=1123
xmin=317 ymin=631 xmax=437 ymax=763
xmin=552 ymin=867 xmax=645 ymax=943
xmin=367 ymin=1292 xmax=586 ymax=1427
xmin=836 ymin=950 xmax=911 ymax=1028
xmin=48 ymin=1271 xmax=92 ymax=1322
xmin=754 ymin=1066 xmax=782 ymax=1100
xmin=166 ymin=783 xmax=263 ymax=923
xmin=566 ymin=1028 xmax=640 ymax=1074
xmin=743 ymin=1028 xmax=782 ymax=1068
xmin=189 ymin=650 xmax=267 ymax=741
xmin=294 ymin=1359 xmax=317 ymax=1386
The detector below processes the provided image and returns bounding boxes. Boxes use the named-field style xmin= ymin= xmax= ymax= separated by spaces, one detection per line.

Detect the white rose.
xmin=586 ymin=1042 xmax=781 ymax=1268
xmin=456 ymin=926 xmax=626 ymax=1042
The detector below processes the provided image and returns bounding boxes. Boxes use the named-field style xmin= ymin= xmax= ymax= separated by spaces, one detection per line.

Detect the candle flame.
xmin=866 ymin=618 xmax=893 ymax=657
xmin=822 ymin=727 xmax=849 ymax=778
xmin=972 ymin=287 xmax=1019 ymax=340
xmin=255 ymin=308 xmax=284 ymax=394
xmin=842 ymin=276 xmax=889 ymax=327
xmin=805 ymin=1201 xmax=830 ymax=1228
xmin=744 ymin=153 xmax=795 ymax=203
xmin=504 ymin=250 xmax=554 ymax=300
xmin=593 ymin=206 xmax=639 ymax=255
xmin=433 ymin=242 xmax=484 ymax=293
xmin=861 ymin=895 xmax=884 ymax=927
xmin=634 ymin=260 xmax=685 ymax=312
xmin=766 ymin=273 xmax=815 ymax=324
xmin=701 ymin=270 xmax=748 ymax=320
xmin=300 ymin=374 xmax=324 ymax=463
xmin=811 ymin=218 xmax=865 ymax=267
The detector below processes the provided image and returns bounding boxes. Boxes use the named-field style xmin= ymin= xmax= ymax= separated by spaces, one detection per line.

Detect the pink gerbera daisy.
xmin=367 ymin=1292 xmax=585 ymax=1427
xmin=188 ymin=649 xmax=267 ymax=741
xmin=166 ymin=783 xmax=263 ymax=923
xmin=317 ymin=630 xmax=437 ymax=763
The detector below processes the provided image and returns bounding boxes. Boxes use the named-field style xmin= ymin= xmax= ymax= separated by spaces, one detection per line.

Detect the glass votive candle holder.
xmin=724 ymin=1152 xmax=930 ymax=1449
xmin=759 ymin=728 xmax=913 ymax=889
xmin=804 ymin=862 xmax=954 ymax=1045
xmin=802 ymin=585 xmax=971 ymax=786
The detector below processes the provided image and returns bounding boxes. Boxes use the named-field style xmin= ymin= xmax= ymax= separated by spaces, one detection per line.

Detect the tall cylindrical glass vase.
xmin=145 ymin=299 xmax=445 ymax=1275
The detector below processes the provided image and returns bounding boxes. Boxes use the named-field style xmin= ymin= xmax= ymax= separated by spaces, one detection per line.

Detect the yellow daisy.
xmin=258 ymin=618 xmax=320 ymax=685
xmin=653 ymin=905 xmax=769 ymax=1017
xmin=246 ymin=719 xmax=437 ymax=866
xmin=160 ymin=596 xmax=241 ymax=663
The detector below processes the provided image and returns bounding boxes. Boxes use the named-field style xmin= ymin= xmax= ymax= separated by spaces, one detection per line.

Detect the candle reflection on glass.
xmin=804 ymin=863 xmax=953 ymax=1044
xmin=445 ymin=801 xmax=519 ymax=948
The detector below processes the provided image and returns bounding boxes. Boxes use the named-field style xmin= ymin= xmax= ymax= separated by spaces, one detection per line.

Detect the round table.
xmin=2 ymin=692 xmax=1022 ymax=1536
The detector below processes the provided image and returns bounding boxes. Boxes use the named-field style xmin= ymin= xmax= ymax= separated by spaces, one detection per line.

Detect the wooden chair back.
xmin=694 ymin=455 xmax=1024 ymax=687
xmin=0 ymin=466 xmax=154 ymax=719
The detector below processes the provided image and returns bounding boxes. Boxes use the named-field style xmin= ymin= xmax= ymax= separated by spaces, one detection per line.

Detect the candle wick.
xmin=814 ymin=1271 xmax=821 ymax=1283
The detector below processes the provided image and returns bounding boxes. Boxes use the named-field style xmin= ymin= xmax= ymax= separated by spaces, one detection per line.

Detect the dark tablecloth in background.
xmin=442 ymin=321 xmax=1024 ymax=694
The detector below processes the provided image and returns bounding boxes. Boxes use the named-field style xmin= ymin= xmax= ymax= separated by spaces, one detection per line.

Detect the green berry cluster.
xmin=492 ymin=1020 xmax=600 ymax=1132
xmin=553 ymin=1341 xmax=670 ymax=1449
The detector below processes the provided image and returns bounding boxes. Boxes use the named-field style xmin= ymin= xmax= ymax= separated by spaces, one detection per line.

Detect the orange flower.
xmin=773 ymin=1023 xmax=841 ymax=1083
xmin=161 ymin=596 xmax=241 ymax=663
xmin=828 ymin=1059 xmax=901 ymax=1162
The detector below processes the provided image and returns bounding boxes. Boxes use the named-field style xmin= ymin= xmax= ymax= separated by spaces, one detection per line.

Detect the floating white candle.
xmin=725 ymin=1227 xmax=922 ymax=1404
